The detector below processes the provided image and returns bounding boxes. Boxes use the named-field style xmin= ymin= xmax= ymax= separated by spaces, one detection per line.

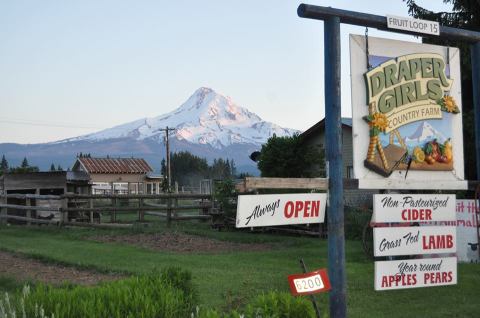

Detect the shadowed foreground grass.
xmin=0 ymin=223 xmax=478 ymax=317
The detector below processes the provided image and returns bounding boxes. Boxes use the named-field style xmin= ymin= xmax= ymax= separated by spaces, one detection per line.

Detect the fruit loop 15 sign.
xmin=288 ymin=269 xmax=331 ymax=296
xmin=375 ymin=257 xmax=457 ymax=291
xmin=350 ymin=35 xmax=466 ymax=189
xmin=236 ymin=193 xmax=326 ymax=228
xmin=372 ymin=194 xmax=456 ymax=223
xmin=373 ymin=226 xmax=456 ymax=257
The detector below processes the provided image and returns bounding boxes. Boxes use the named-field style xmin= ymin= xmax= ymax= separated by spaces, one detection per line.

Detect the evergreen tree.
xmin=50 ymin=163 xmax=56 ymax=171
xmin=0 ymin=155 xmax=8 ymax=174
xmin=57 ymin=164 xmax=63 ymax=171
xmin=21 ymin=157 xmax=29 ymax=168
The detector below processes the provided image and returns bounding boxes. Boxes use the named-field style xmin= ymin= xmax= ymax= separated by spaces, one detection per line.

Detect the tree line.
xmin=168 ymin=151 xmax=238 ymax=188
xmin=0 ymin=155 xmax=64 ymax=175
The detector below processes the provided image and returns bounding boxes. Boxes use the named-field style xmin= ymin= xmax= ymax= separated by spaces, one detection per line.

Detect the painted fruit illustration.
xmin=413 ymin=147 xmax=425 ymax=163
xmin=443 ymin=139 xmax=453 ymax=163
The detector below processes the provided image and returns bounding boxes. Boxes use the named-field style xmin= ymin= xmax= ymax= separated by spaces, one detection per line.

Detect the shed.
xmin=71 ymin=157 xmax=160 ymax=194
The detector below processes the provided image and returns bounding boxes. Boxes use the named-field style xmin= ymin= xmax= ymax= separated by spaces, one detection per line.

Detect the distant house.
xmin=300 ymin=118 xmax=354 ymax=178
xmin=300 ymin=118 xmax=376 ymax=207
xmin=71 ymin=157 xmax=162 ymax=194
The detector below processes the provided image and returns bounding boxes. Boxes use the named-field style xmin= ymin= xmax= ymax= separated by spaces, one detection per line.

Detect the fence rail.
xmin=0 ymin=192 xmax=215 ymax=228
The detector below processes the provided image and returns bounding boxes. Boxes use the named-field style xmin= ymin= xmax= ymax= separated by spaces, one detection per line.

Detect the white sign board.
xmin=373 ymin=194 xmax=456 ymax=223
xmin=349 ymin=35 xmax=466 ymax=190
xmin=455 ymin=200 xmax=479 ymax=262
xmin=236 ymin=193 xmax=326 ymax=228
xmin=375 ymin=257 xmax=457 ymax=290
xmin=386 ymin=15 xmax=440 ymax=36
xmin=373 ymin=226 xmax=456 ymax=257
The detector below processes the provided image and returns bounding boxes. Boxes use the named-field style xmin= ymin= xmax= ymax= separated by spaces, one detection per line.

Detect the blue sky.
xmin=0 ymin=0 xmax=452 ymax=143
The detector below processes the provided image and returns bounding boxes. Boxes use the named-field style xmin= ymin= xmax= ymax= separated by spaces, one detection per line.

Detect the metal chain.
xmin=365 ymin=27 xmax=371 ymax=70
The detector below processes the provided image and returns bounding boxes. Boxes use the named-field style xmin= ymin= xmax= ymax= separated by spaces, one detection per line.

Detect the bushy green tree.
xmin=257 ymin=133 xmax=325 ymax=177
xmin=405 ymin=0 xmax=480 ymax=179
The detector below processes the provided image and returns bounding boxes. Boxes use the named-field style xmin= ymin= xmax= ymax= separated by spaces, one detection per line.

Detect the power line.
xmin=0 ymin=118 xmax=104 ymax=129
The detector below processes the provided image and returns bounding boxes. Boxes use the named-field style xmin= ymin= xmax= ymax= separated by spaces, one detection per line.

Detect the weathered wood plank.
xmin=62 ymin=193 xmax=212 ymax=200
xmin=0 ymin=204 xmax=59 ymax=212
xmin=242 ymin=177 xmax=329 ymax=190
xmin=0 ymin=215 xmax=58 ymax=225
xmin=5 ymin=194 xmax=62 ymax=200
xmin=64 ymin=222 xmax=133 ymax=229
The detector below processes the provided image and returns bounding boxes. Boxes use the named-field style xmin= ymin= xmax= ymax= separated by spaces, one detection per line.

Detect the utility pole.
xmin=159 ymin=126 xmax=176 ymax=190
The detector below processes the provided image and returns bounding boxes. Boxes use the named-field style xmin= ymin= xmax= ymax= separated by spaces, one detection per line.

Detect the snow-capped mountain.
xmin=405 ymin=121 xmax=447 ymax=144
xmin=0 ymin=88 xmax=298 ymax=173
xmin=63 ymin=87 xmax=297 ymax=149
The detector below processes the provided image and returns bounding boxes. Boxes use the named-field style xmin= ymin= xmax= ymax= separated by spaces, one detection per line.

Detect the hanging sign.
xmin=372 ymin=194 xmax=456 ymax=223
xmin=373 ymin=226 xmax=456 ymax=257
xmin=349 ymin=35 xmax=465 ymax=189
xmin=288 ymin=269 xmax=331 ymax=296
xmin=375 ymin=257 xmax=457 ymax=290
xmin=386 ymin=15 xmax=440 ymax=36
xmin=236 ymin=193 xmax=326 ymax=228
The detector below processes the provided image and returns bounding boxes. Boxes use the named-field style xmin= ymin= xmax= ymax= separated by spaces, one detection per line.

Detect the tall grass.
xmin=15 ymin=267 xmax=196 ymax=318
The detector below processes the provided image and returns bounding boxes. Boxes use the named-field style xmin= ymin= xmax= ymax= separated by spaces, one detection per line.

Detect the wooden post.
xmin=26 ymin=197 xmax=32 ymax=226
xmin=324 ymin=15 xmax=346 ymax=318
xmin=471 ymin=41 xmax=480 ymax=180
xmin=0 ymin=193 xmax=6 ymax=225
xmin=61 ymin=198 xmax=68 ymax=226
xmin=89 ymin=198 xmax=94 ymax=223
xmin=167 ymin=194 xmax=172 ymax=227
xmin=139 ymin=198 xmax=144 ymax=222
xmin=111 ymin=197 xmax=116 ymax=223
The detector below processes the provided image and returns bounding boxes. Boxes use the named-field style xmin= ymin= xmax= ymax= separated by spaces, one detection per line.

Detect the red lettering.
xmin=284 ymin=201 xmax=294 ymax=218
xmin=423 ymin=271 xmax=453 ymax=284
xmin=381 ymin=275 xmax=390 ymax=287
xmin=422 ymin=234 xmax=455 ymax=250
xmin=295 ymin=201 xmax=303 ymax=217
xmin=311 ymin=201 xmax=320 ymax=217
xmin=304 ymin=201 xmax=311 ymax=217
xmin=402 ymin=209 xmax=433 ymax=220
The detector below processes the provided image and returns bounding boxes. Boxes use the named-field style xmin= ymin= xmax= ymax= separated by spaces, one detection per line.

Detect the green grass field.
xmin=0 ymin=222 xmax=479 ymax=317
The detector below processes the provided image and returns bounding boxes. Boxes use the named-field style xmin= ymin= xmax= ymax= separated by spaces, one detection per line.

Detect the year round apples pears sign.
xmin=349 ymin=35 xmax=465 ymax=189
xmin=372 ymin=194 xmax=457 ymax=291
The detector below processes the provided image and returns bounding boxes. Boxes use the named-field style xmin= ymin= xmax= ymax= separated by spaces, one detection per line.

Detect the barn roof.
xmin=299 ymin=117 xmax=352 ymax=142
xmin=76 ymin=157 xmax=153 ymax=174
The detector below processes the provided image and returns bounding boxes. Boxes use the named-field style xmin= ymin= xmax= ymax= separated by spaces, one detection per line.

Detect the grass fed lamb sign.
xmin=236 ymin=193 xmax=326 ymax=228
xmin=349 ymin=35 xmax=465 ymax=189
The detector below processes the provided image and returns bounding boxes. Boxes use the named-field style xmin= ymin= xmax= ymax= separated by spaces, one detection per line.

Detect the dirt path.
xmin=90 ymin=232 xmax=272 ymax=253
xmin=0 ymin=250 xmax=121 ymax=286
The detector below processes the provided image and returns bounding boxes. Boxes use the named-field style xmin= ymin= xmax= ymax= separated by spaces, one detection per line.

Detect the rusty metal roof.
xmin=78 ymin=157 xmax=152 ymax=174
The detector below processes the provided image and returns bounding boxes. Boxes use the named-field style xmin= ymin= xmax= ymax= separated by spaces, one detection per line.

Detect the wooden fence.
xmin=0 ymin=193 xmax=215 ymax=228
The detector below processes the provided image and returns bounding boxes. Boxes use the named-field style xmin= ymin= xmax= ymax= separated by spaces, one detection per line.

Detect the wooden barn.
xmin=71 ymin=157 xmax=162 ymax=194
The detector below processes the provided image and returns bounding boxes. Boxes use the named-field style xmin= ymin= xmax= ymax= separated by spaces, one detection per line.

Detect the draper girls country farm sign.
xmin=350 ymin=35 xmax=465 ymax=189
xmin=236 ymin=193 xmax=326 ymax=228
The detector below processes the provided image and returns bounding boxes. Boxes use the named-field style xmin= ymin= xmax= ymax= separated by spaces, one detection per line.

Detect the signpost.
xmin=296 ymin=4 xmax=480 ymax=316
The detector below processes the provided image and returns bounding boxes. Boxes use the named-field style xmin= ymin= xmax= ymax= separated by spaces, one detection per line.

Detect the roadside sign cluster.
xmin=373 ymin=194 xmax=457 ymax=291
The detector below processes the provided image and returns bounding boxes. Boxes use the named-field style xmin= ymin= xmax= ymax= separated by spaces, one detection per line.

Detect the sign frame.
xmin=349 ymin=34 xmax=467 ymax=190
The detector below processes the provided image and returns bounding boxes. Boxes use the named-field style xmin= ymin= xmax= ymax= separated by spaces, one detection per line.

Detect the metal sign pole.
xmin=324 ymin=16 xmax=346 ymax=318
xmin=471 ymin=42 xmax=480 ymax=179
